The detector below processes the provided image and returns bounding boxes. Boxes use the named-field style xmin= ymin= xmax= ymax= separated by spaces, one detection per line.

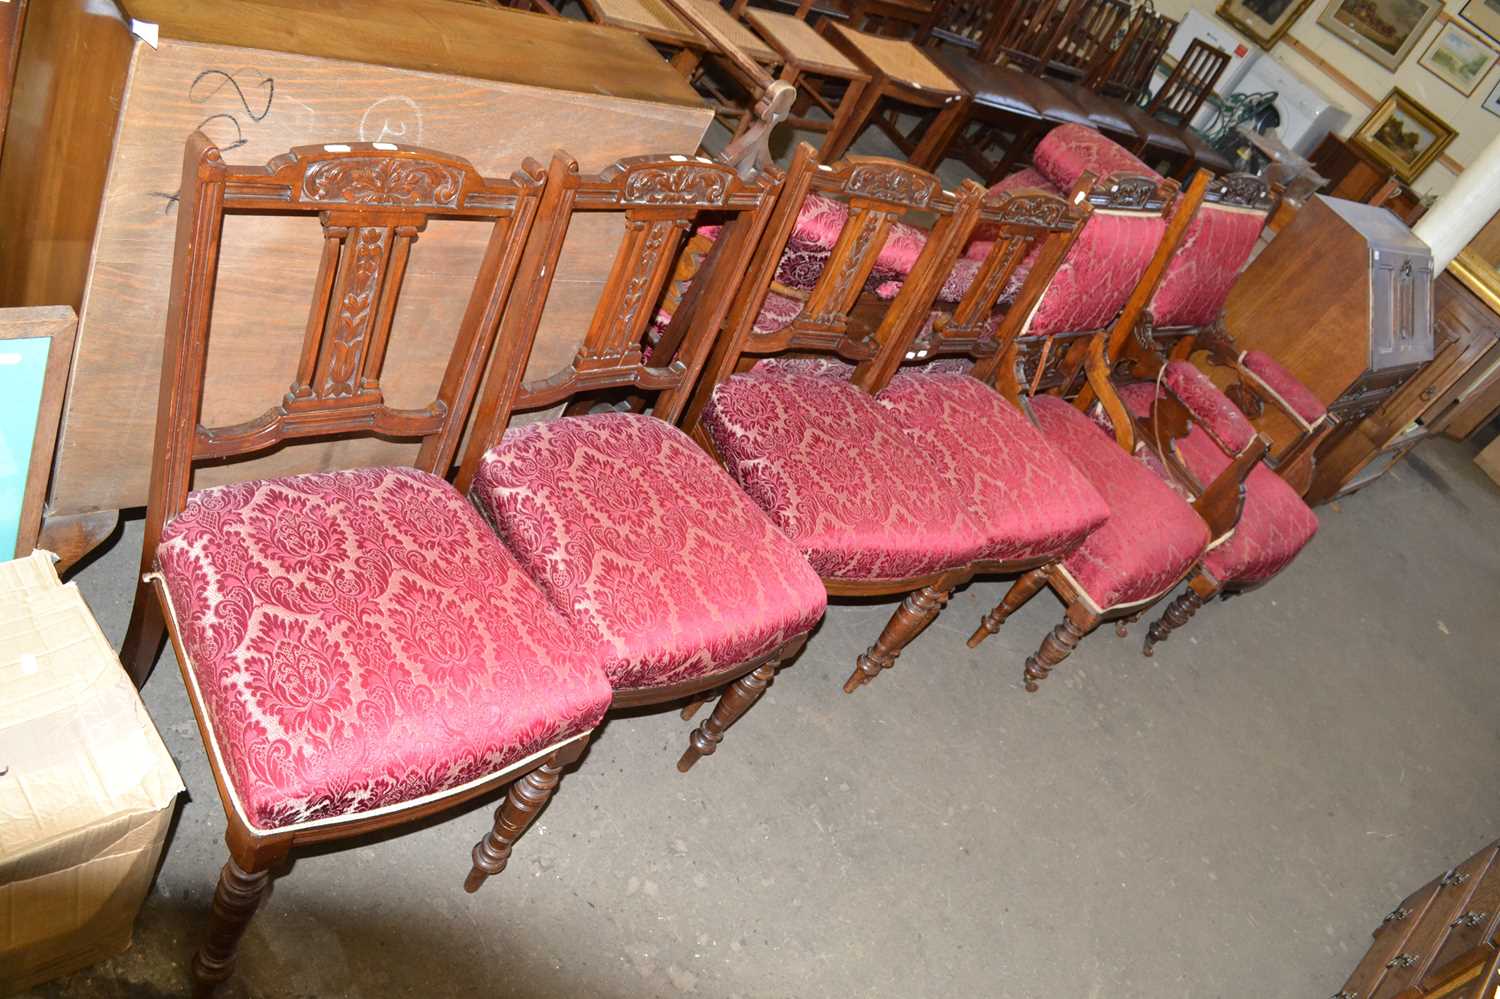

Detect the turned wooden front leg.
xmin=1143 ymin=576 xmax=1216 ymax=657
xmin=968 ymin=567 xmax=1048 ymax=648
xmin=192 ymin=858 xmax=275 ymax=997
xmin=1022 ymin=604 xmax=1097 ymax=693
xmin=464 ymin=737 xmax=589 ymax=893
xmin=844 ymin=583 xmax=951 ymax=694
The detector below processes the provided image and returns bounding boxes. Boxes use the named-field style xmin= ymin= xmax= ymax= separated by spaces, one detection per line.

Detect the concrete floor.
xmin=20 ymin=433 xmax=1500 ymax=999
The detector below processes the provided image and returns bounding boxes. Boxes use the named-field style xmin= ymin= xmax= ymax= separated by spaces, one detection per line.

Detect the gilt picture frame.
xmin=1419 ymin=19 xmax=1500 ymax=95
xmin=1316 ymin=0 xmax=1443 ymax=70
xmin=1349 ymin=87 xmax=1456 ymax=183
xmin=1217 ymin=0 xmax=1316 ymax=48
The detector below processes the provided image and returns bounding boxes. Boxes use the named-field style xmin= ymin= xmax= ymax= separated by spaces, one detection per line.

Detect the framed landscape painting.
xmin=1218 ymin=0 xmax=1315 ymax=47
xmin=1317 ymin=0 xmax=1443 ymax=69
xmin=1350 ymin=88 xmax=1456 ymax=183
xmin=1419 ymin=19 xmax=1500 ymax=95
xmin=1460 ymin=0 xmax=1500 ymax=45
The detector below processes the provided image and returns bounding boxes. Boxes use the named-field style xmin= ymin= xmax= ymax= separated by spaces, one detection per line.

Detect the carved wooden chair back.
xmin=1048 ymin=0 xmax=1131 ymax=81
xmin=683 ymin=143 xmax=983 ymax=430
xmin=455 ymin=151 xmax=780 ymax=490
xmin=1090 ymin=8 xmax=1175 ymax=103
xmin=140 ymin=133 xmax=546 ymax=573
xmin=1144 ymin=37 xmax=1229 ymax=125
xmin=982 ymin=0 xmax=1084 ymax=72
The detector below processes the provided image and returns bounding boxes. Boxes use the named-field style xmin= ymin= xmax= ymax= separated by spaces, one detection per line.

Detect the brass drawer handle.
xmin=1453 ymin=911 xmax=1489 ymax=928
xmin=1386 ymin=953 xmax=1419 ymax=969
xmin=1441 ymin=868 xmax=1471 ymax=888
xmin=1383 ymin=906 xmax=1412 ymax=923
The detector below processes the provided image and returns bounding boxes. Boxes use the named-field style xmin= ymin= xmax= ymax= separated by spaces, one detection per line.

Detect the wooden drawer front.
xmin=1372 ymin=849 xmax=1496 ymax=999
xmin=1349 ymin=365 xmax=1421 ymax=396
xmin=1331 ymin=386 xmax=1398 ymax=422
xmin=1340 ymin=882 xmax=1442 ymax=999
xmin=1425 ymin=850 xmax=1500 ymax=991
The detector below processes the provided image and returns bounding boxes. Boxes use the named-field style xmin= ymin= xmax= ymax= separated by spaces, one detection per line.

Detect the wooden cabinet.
xmin=1337 ymin=840 xmax=1500 ymax=999
xmin=0 ymin=0 xmax=711 ymax=562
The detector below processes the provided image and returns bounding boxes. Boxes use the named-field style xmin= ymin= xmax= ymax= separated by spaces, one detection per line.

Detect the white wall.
xmin=1155 ymin=0 xmax=1500 ymax=196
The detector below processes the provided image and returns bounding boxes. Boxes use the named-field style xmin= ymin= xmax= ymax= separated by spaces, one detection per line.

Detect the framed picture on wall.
xmin=1316 ymin=0 xmax=1443 ymax=70
xmin=1350 ymin=88 xmax=1457 ymax=183
xmin=1484 ymin=73 xmax=1500 ymax=114
xmin=1217 ymin=0 xmax=1316 ymax=47
xmin=1419 ymin=19 xmax=1500 ymax=94
xmin=1459 ymin=0 xmax=1500 ymax=45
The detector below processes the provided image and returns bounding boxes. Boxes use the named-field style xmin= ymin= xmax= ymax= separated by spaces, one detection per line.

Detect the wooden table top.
xmin=122 ymin=0 xmax=705 ymax=107
xmin=583 ymin=0 xmax=778 ymax=62
xmin=827 ymin=23 xmax=959 ymax=93
xmin=745 ymin=9 xmax=864 ymax=77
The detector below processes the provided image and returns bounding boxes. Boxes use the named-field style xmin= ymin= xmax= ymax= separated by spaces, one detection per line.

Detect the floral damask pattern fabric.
xmin=1027 ymin=210 xmax=1165 ymax=337
xmin=968 ymin=168 xmax=1062 ymax=253
xmin=876 ymin=371 xmax=1109 ymax=562
xmin=751 ymin=290 xmax=807 ymax=335
xmin=469 ymin=413 xmax=827 ymax=691
xmin=773 ymin=193 xmax=930 ymax=290
xmin=1032 ymin=124 xmax=1162 ymax=192
xmin=155 ymin=467 xmax=613 ymax=832
xmin=1031 ymin=396 xmax=1208 ymax=611
xmin=1240 ymin=350 xmax=1327 ymax=425
xmin=1115 ymin=382 xmax=1318 ymax=585
xmin=700 ymin=363 xmax=989 ymax=581
xmin=1161 ymin=360 xmax=1257 ymax=454
xmin=1149 ymin=203 xmax=1264 ymax=328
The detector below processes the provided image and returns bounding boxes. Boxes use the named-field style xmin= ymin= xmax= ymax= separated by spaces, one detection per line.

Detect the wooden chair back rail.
xmin=1051 ymin=0 xmax=1129 ymax=77
xmin=1145 ymin=37 xmax=1229 ymax=124
xmin=917 ymin=0 xmax=1000 ymax=48
xmin=1092 ymin=10 xmax=1175 ymax=102
xmin=683 ymin=144 xmax=980 ymax=435
xmin=454 ymin=151 xmax=779 ymax=490
xmin=984 ymin=0 xmax=1082 ymax=71
xmin=149 ymin=133 xmax=544 ymax=531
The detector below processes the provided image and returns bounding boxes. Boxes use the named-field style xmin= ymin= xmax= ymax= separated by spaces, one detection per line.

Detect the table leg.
xmin=820 ymin=76 xmax=881 ymax=163
xmin=670 ymin=46 xmax=704 ymax=77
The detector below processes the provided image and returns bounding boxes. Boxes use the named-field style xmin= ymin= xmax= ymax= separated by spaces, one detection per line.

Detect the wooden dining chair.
xmin=449 ymin=151 xmax=829 ymax=873
xmin=1120 ymin=38 xmax=1234 ymax=177
xmin=117 ymin=136 xmax=616 ymax=995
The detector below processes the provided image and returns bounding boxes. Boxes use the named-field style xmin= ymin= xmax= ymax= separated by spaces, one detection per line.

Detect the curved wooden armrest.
xmin=1081 ymin=331 xmax=1134 ymax=453
xmin=1192 ymin=434 xmax=1267 ymax=541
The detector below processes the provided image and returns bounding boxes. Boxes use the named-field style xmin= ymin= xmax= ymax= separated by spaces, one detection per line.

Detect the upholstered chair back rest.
xmin=706 ymin=143 xmax=982 ymax=394
xmin=456 ymin=151 xmax=780 ymax=489
xmin=1147 ymin=174 xmax=1271 ymax=330
xmin=1020 ymin=174 xmax=1175 ymax=339
xmin=147 ymin=133 xmax=546 ymax=530
xmin=1144 ymin=38 xmax=1229 ymax=126
xmin=1050 ymin=0 xmax=1131 ymax=79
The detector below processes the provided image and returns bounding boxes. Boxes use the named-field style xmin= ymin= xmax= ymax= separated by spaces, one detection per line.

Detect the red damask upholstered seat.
xmin=468 ymin=413 xmax=827 ymax=691
xmin=1030 ymin=396 xmax=1209 ymax=611
xmin=1032 ymin=124 xmax=1162 ymax=193
xmin=154 ymin=466 xmax=614 ymax=833
xmin=699 ymin=362 xmax=990 ymax=581
xmin=1160 ymin=359 xmax=1257 ymax=454
xmin=1116 ymin=382 xmax=1318 ymax=585
xmin=876 ymin=370 xmax=1110 ymax=560
xmin=1148 ymin=202 xmax=1264 ymax=328
xmin=1240 ymin=349 xmax=1327 ymax=425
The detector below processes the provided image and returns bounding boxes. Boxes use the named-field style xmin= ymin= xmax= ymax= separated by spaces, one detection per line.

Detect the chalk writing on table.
xmin=152 ymin=68 xmax=276 ymax=215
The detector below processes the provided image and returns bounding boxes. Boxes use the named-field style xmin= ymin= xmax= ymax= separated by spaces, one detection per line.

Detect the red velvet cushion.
xmin=1032 ymin=124 xmax=1162 ymax=192
xmin=877 ymin=370 xmax=1109 ymax=561
xmin=155 ymin=467 xmax=612 ymax=833
xmin=469 ymin=413 xmax=827 ymax=691
xmin=1031 ymin=396 xmax=1208 ymax=611
xmin=1115 ymin=382 xmax=1318 ymax=584
xmin=1162 ymin=360 xmax=1257 ymax=454
xmin=1241 ymin=350 xmax=1327 ymax=425
xmin=774 ymin=192 xmax=930 ymax=290
xmin=1149 ymin=203 xmax=1264 ymax=328
xmin=700 ymin=362 xmax=989 ymax=581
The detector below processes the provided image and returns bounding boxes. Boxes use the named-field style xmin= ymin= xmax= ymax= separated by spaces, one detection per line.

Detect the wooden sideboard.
xmin=1336 ymin=838 xmax=1500 ymax=999
xmin=0 ymin=0 xmax=712 ymax=565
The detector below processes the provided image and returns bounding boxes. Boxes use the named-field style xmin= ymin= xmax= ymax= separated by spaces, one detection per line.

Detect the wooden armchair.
xmin=118 ymin=136 xmax=615 ymax=995
xmin=449 ymin=149 xmax=830 ymax=848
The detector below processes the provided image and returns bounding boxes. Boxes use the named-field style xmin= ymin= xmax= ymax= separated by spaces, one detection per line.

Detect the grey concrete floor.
xmin=21 ymin=434 xmax=1500 ymax=999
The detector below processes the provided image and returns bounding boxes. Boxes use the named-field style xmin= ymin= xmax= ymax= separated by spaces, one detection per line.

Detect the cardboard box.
xmin=0 ymin=551 xmax=184 ymax=995
xmin=1477 ymin=435 xmax=1500 ymax=488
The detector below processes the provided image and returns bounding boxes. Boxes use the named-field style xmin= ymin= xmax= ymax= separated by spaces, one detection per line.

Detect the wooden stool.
xmin=817 ymin=21 xmax=966 ymax=168
xmin=739 ymin=7 xmax=870 ymax=160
